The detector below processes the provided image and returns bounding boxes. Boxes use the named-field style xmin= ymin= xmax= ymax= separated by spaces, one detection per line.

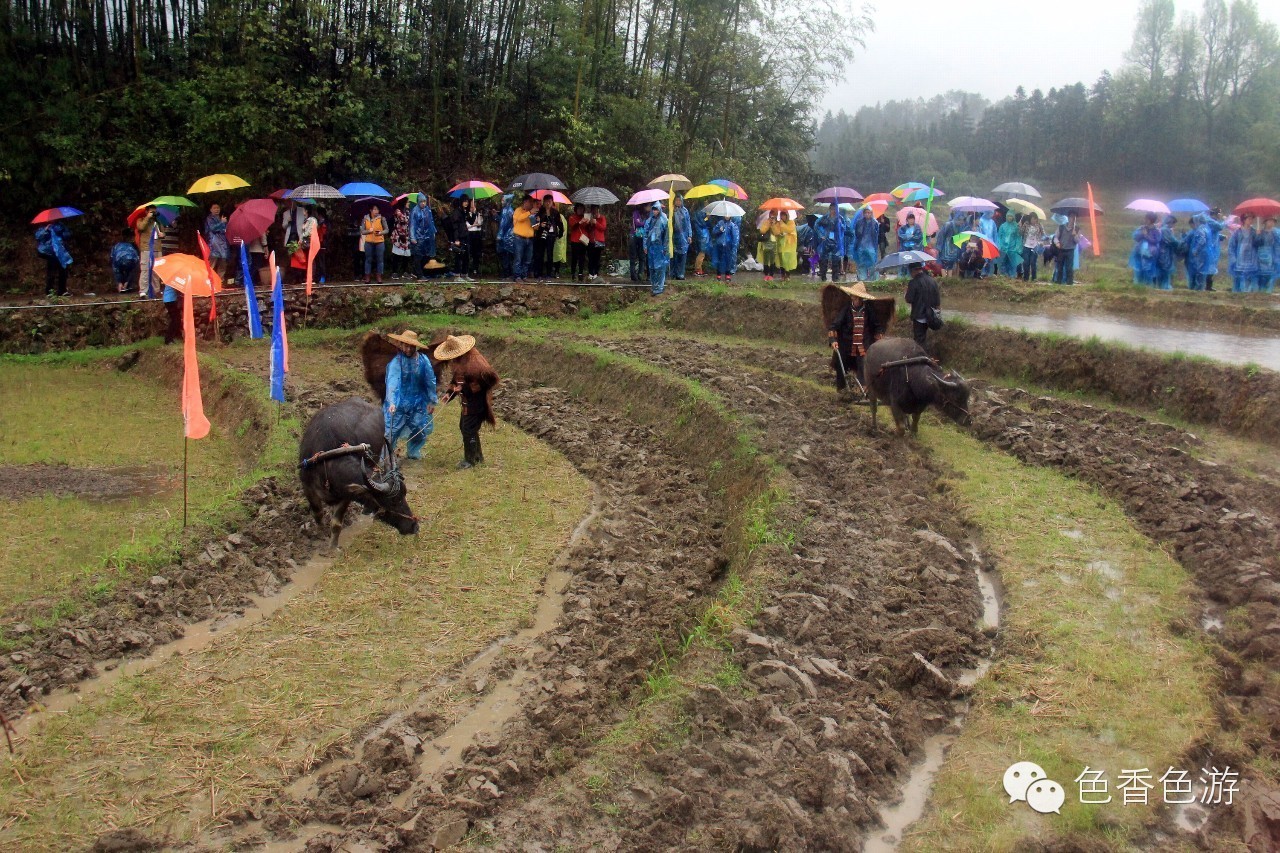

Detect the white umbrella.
xmin=992 ymin=181 xmax=1041 ymax=198
xmin=704 ymin=200 xmax=746 ymax=218
xmin=291 ymin=183 xmax=345 ymax=200
xmin=949 ymin=196 xmax=999 ymax=212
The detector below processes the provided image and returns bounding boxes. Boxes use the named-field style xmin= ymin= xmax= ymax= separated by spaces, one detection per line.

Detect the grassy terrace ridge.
xmin=904 ymin=425 xmax=1214 ymax=852
xmin=0 ymin=379 xmax=592 ymax=851
xmin=0 ymin=352 xmax=282 ymax=631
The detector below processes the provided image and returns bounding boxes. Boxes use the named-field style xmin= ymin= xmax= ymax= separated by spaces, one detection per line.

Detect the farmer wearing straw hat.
xmin=825 ymin=281 xmax=885 ymax=391
xmin=383 ymin=330 xmax=438 ymax=460
xmin=435 ymin=334 xmax=501 ymax=469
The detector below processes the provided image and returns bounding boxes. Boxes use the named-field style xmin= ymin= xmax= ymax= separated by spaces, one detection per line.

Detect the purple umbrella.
xmin=814 ymin=186 xmax=863 ymax=203
xmin=1125 ymin=199 xmax=1170 ymax=215
xmin=949 ymin=196 xmax=998 ymax=213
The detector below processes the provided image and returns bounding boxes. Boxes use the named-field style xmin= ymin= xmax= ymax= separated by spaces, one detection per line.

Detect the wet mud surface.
xmin=0 ymin=463 xmax=177 ymax=501
xmin=202 ymin=341 xmax=989 ymax=852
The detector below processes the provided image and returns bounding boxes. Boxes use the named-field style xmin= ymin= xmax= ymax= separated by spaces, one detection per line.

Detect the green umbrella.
xmin=147 ymin=195 xmax=197 ymax=208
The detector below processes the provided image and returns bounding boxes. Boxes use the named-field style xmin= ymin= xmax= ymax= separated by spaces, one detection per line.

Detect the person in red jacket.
xmin=585 ymin=205 xmax=607 ymax=281
xmin=568 ymin=203 xmax=589 ymax=282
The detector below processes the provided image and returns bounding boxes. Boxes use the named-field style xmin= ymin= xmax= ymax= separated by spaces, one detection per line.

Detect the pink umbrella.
xmin=1125 ymin=199 xmax=1171 ymax=215
xmin=627 ymin=188 xmax=670 ymax=206
xmin=531 ymin=189 xmax=571 ymax=204
xmin=226 ymin=198 xmax=278 ymax=246
xmin=949 ymin=196 xmax=998 ymax=213
xmin=897 ymin=206 xmax=939 ymax=235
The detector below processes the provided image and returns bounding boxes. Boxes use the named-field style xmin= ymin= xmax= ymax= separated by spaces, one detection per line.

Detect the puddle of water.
xmin=1059 ymin=528 xmax=1084 ymax=540
xmin=11 ymin=515 xmax=371 ymax=743
xmin=1201 ymin=613 xmax=1224 ymax=632
xmin=948 ymin=300 xmax=1280 ymax=371
xmin=1086 ymin=560 xmax=1121 ymax=581
xmin=867 ymin=542 xmax=1001 ymax=851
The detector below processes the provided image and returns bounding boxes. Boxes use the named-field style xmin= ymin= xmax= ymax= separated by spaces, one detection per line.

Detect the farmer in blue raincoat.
xmin=816 ymin=205 xmax=845 ymax=282
xmin=1228 ymin=215 xmax=1262 ymax=293
xmin=712 ymin=214 xmax=740 ymax=283
xmin=1258 ymin=217 xmax=1278 ymax=293
xmin=1129 ymin=213 xmax=1162 ymax=286
xmin=383 ymin=329 xmax=438 ymax=459
xmin=853 ymin=207 xmax=880 ymax=281
xmin=671 ymin=195 xmax=692 ymax=280
xmin=937 ymin=212 xmax=962 ymax=273
xmin=1203 ymin=209 xmax=1226 ymax=291
xmin=409 ymin=196 xmax=437 ymax=280
xmin=644 ymin=202 xmax=671 ymax=295
xmin=1154 ymin=215 xmax=1178 ymax=291
xmin=34 ymin=221 xmax=73 ymax=296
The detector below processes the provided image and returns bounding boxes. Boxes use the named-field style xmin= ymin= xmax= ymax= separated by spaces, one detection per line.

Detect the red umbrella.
xmin=226 ymin=198 xmax=278 ymax=246
xmin=31 ymin=207 xmax=83 ymax=225
xmin=1233 ymin=198 xmax=1280 ymax=218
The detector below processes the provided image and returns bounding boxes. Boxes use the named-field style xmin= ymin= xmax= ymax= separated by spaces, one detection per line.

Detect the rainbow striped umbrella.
xmin=709 ymin=178 xmax=748 ymax=200
xmin=448 ymin=180 xmax=502 ymax=199
xmin=31 ymin=206 xmax=83 ymax=224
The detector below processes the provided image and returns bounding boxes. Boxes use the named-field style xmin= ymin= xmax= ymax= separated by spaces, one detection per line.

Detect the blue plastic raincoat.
xmin=712 ymin=217 xmax=740 ymax=276
xmin=384 ymin=351 xmax=438 ymax=459
xmin=34 ymin=224 xmax=73 ymax=268
xmin=997 ymin=217 xmax=1022 ymax=276
xmin=853 ymin=213 xmax=880 ymax=280
xmin=1129 ymin=224 xmax=1162 ymax=285
xmin=896 ymin=224 xmax=923 ymax=251
xmin=1228 ymin=225 xmax=1261 ymax=292
xmin=645 ymin=209 xmax=671 ymax=294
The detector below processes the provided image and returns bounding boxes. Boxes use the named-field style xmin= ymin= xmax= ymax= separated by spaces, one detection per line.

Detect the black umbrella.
xmin=1050 ymin=197 xmax=1104 ymax=215
xmin=348 ymin=196 xmax=395 ymax=219
xmin=571 ymin=186 xmax=619 ymax=205
xmin=509 ymin=172 xmax=567 ymax=192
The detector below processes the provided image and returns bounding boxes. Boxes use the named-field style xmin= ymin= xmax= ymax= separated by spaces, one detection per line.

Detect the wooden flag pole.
xmin=183 ymin=435 xmax=189 ymax=528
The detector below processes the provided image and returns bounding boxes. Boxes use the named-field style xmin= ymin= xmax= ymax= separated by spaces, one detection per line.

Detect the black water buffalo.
xmin=865 ymin=338 xmax=971 ymax=435
xmin=299 ymin=398 xmax=419 ymax=548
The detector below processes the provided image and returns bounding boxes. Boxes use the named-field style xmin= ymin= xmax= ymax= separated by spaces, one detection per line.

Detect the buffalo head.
xmin=932 ymin=369 xmax=972 ymax=426
xmin=354 ymin=446 xmax=419 ymax=535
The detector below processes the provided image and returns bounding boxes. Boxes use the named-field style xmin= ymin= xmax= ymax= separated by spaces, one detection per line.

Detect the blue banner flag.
xmin=270 ymin=270 xmax=286 ymax=403
xmin=240 ymin=243 xmax=263 ymax=339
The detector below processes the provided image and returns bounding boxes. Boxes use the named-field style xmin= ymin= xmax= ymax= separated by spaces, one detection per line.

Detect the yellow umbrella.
xmin=685 ymin=184 xmax=728 ymax=200
xmin=187 ymin=173 xmax=250 ymax=194
xmin=647 ymin=174 xmax=691 ymax=254
xmin=1006 ymin=197 xmax=1046 ymax=219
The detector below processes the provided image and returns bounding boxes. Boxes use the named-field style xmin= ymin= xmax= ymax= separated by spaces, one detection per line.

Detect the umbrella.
xmin=812 ymin=202 xmax=857 ymax=213
xmin=648 ymin=173 xmax=692 ymax=192
xmin=900 ymin=187 xmax=946 ymax=204
xmin=759 ymin=197 xmax=804 ymax=212
xmin=571 ymin=186 xmax=619 ymax=205
xmin=952 ymin=231 xmax=1001 ymax=259
xmin=188 ymin=174 xmax=250 ymax=194
xmin=627 ymin=188 xmax=670 ymax=206
xmin=857 ymin=201 xmax=890 ymax=218
xmin=992 ymin=181 xmax=1042 ymax=198
xmin=709 ymin=178 xmax=748 ymax=199
xmin=1126 ymin=199 xmax=1170 ymax=215
xmin=1005 ymin=198 xmax=1046 ymax=219
xmin=340 ymin=181 xmax=392 ymax=198
xmin=704 ymin=200 xmax=746 ymax=218
xmin=1050 ymin=197 xmax=1103 ymax=215
xmin=1233 ymin=198 xmax=1280 ymax=218
xmin=509 ymin=173 xmax=567 ymax=192
xmin=128 ymin=203 xmax=179 ymax=228
xmin=291 ymin=183 xmax=345 ymax=200
xmin=269 ymin=189 xmax=293 ymax=200
xmin=348 ymin=196 xmax=394 ymax=218
xmin=897 ymin=206 xmax=939 ymax=235
xmin=862 ymin=192 xmax=897 ymax=207
xmin=226 ymin=198 xmax=277 ymax=246
xmin=1168 ymin=198 xmax=1209 ymax=213
xmin=685 ymin=184 xmax=727 ymax=200
xmin=31 ymin=207 xmax=83 ymax=225
xmin=949 ymin=196 xmax=998 ymax=213
xmin=531 ymin=189 xmax=572 ymax=205
xmin=394 ymin=192 xmax=427 ymax=206
xmin=448 ymin=180 xmax=503 ymax=199
xmin=152 ymin=254 xmax=223 ymax=296
xmin=815 ymin=186 xmax=863 ymax=203
xmin=147 ymin=195 xmax=197 ymax=208
xmin=890 ymin=182 xmax=932 ymax=199
xmin=875 ymin=250 xmax=935 ymax=270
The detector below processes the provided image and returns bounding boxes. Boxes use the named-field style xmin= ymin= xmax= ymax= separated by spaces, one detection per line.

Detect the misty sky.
xmin=822 ymin=0 xmax=1279 ymax=115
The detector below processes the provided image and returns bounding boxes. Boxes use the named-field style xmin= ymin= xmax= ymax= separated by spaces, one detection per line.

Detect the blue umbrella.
xmin=1168 ymin=198 xmax=1209 ymax=214
xmin=339 ymin=181 xmax=392 ymax=198
xmin=875 ymin=250 xmax=934 ymax=270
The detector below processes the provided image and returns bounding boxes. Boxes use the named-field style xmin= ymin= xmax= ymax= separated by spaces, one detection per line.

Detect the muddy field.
xmin=2 ymin=287 xmax=1278 ymax=851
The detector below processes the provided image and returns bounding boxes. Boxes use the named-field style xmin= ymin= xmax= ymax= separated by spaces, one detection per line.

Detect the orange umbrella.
xmin=759 ymin=197 xmax=804 ymax=212
xmin=152 ymin=254 xmax=224 ymax=296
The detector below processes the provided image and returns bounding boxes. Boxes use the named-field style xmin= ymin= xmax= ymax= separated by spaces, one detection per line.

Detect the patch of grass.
xmin=903 ymin=426 xmax=1215 ymax=852
xmin=0 ymin=420 xmax=592 ymax=851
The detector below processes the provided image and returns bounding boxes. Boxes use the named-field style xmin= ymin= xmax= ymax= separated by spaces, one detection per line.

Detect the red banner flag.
xmin=182 ymin=278 xmax=211 ymax=440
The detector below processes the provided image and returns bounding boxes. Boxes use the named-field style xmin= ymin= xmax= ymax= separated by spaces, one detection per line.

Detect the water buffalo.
xmin=299 ymin=398 xmax=419 ymax=548
xmin=864 ymin=338 xmax=971 ymax=436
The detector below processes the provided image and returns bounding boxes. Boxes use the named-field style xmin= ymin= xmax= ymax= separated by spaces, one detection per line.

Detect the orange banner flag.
xmin=181 ymin=280 xmax=211 ymax=440
xmin=268 ymin=250 xmax=277 ymax=299
xmin=305 ymin=230 xmax=320 ymax=296
xmin=1086 ymin=182 xmax=1101 ymax=257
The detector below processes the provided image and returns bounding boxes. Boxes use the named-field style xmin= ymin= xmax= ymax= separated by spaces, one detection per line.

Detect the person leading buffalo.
xmin=383 ymin=330 xmax=438 ymax=460
xmin=826 ymin=281 xmax=884 ymax=392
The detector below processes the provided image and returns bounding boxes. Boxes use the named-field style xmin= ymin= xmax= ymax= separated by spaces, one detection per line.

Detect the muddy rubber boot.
xmin=377 ymin=273 xmax=383 ymax=283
